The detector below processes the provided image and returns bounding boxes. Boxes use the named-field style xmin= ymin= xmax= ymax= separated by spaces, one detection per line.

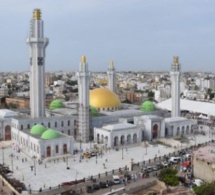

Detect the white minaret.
xmin=26 ymin=9 xmax=49 ymax=118
xmin=76 ymin=56 xmax=90 ymax=143
xmin=170 ymin=56 xmax=181 ymax=117
xmin=107 ymin=60 xmax=115 ymax=92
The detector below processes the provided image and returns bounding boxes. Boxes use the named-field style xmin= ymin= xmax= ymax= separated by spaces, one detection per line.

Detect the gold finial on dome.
xmin=81 ymin=55 xmax=86 ymax=64
xmin=173 ymin=56 xmax=179 ymax=64
xmin=33 ymin=9 xmax=41 ymax=20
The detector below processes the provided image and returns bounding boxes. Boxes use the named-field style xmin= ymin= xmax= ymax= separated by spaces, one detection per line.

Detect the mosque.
xmin=0 ymin=9 xmax=197 ymax=160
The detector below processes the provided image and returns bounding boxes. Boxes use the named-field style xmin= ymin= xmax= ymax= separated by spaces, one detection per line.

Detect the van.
xmin=112 ymin=175 xmax=120 ymax=184
xmin=169 ymin=157 xmax=180 ymax=164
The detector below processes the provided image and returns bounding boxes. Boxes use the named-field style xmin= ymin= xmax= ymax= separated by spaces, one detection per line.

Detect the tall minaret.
xmin=26 ymin=9 xmax=49 ymax=118
xmin=170 ymin=56 xmax=181 ymax=117
xmin=107 ymin=60 xmax=115 ymax=92
xmin=76 ymin=56 xmax=90 ymax=143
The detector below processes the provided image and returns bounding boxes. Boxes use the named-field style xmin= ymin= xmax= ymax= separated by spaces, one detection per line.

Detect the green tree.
xmin=148 ymin=90 xmax=154 ymax=101
xmin=193 ymin=183 xmax=215 ymax=195
xmin=158 ymin=168 xmax=179 ymax=186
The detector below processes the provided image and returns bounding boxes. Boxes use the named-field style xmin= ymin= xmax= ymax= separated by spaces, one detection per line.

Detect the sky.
xmin=0 ymin=0 xmax=215 ymax=72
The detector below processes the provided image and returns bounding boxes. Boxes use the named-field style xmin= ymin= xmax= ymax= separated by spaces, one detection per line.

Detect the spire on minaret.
xmin=33 ymin=9 xmax=41 ymax=20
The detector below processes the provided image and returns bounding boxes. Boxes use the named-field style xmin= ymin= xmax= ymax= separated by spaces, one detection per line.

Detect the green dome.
xmin=141 ymin=101 xmax=155 ymax=112
xmin=41 ymin=129 xmax=60 ymax=140
xmin=49 ymin=99 xmax=64 ymax=110
xmin=90 ymin=106 xmax=98 ymax=116
xmin=30 ymin=124 xmax=46 ymax=135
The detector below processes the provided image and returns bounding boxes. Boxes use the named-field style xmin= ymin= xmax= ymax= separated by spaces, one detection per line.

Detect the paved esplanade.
xmin=0 ymin=125 xmax=212 ymax=191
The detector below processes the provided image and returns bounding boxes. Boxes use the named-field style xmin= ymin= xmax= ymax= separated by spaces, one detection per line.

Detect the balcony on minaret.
xmin=171 ymin=56 xmax=180 ymax=72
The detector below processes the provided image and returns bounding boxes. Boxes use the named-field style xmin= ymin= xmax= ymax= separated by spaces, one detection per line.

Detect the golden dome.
xmin=90 ymin=88 xmax=121 ymax=109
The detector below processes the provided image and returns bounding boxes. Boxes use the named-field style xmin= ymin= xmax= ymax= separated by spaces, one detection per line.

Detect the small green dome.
xmin=49 ymin=99 xmax=64 ymax=110
xmin=141 ymin=101 xmax=155 ymax=112
xmin=41 ymin=129 xmax=60 ymax=140
xmin=30 ymin=124 xmax=46 ymax=135
xmin=90 ymin=106 xmax=98 ymax=116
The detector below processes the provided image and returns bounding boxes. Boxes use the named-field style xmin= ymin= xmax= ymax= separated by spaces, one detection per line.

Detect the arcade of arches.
xmin=5 ymin=125 xmax=11 ymax=140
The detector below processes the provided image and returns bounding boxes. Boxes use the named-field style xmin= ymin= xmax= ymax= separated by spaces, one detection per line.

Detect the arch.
xmin=120 ymin=135 xmax=125 ymax=145
xmin=114 ymin=136 xmax=119 ymax=146
xmin=5 ymin=125 xmax=11 ymax=140
xmin=46 ymin=146 xmax=51 ymax=157
xmin=152 ymin=124 xmax=159 ymax=139
xmin=186 ymin=125 xmax=189 ymax=134
xmin=97 ymin=134 xmax=100 ymax=144
xmin=133 ymin=134 xmax=137 ymax=143
xmin=104 ymin=136 xmax=108 ymax=145
xmin=127 ymin=134 xmax=131 ymax=144
xmin=101 ymin=135 xmax=104 ymax=144
xmin=63 ymin=144 xmax=67 ymax=154
xmin=181 ymin=126 xmax=185 ymax=135
xmin=55 ymin=145 xmax=59 ymax=153
xmin=176 ymin=127 xmax=180 ymax=136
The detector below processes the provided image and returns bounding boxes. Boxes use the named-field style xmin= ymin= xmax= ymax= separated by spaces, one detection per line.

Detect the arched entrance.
xmin=127 ymin=134 xmax=131 ymax=144
xmin=63 ymin=144 xmax=67 ymax=154
xmin=46 ymin=146 xmax=51 ymax=157
xmin=114 ymin=136 xmax=119 ymax=146
xmin=5 ymin=125 xmax=11 ymax=140
xmin=152 ymin=124 xmax=158 ymax=139
xmin=133 ymin=134 xmax=137 ymax=143
xmin=97 ymin=134 xmax=100 ymax=144
xmin=176 ymin=127 xmax=180 ymax=136
xmin=182 ymin=126 xmax=185 ymax=135
xmin=120 ymin=135 xmax=125 ymax=145
xmin=186 ymin=126 xmax=189 ymax=134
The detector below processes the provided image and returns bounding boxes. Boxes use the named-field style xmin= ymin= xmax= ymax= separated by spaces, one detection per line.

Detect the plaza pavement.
xmin=0 ymin=125 xmax=212 ymax=192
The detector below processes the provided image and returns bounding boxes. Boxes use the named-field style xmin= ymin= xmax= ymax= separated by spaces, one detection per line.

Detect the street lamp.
xmin=10 ymin=153 xmax=14 ymax=173
xmin=2 ymin=146 xmax=4 ymax=166
xmin=32 ymin=156 xmax=37 ymax=176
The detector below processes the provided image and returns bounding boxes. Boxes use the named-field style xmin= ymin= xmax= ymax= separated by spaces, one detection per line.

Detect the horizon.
xmin=0 ymin=0 xmax=215 ymax=72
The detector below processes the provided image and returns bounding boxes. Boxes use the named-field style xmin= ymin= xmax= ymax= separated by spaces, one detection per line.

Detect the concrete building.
xmin=193 ymin=145 xmax=215 ymax=182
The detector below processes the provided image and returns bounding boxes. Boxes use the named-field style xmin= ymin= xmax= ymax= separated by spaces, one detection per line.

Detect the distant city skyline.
xmin=0 ymin=0 xmax=215 ymax=72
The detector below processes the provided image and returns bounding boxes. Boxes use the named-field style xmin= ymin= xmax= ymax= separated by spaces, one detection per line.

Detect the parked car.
xmin=93 ymin=183 xmax=100 ymax=190
xmin=86 ymin=185 xmax=94 ymax=193
xmin=112 ymin=175 xmax=120 ymax=184
xmin=99 ymin=181 xmax=108 ymax=188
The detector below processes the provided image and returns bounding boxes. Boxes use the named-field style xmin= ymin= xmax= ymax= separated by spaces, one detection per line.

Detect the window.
xmin=27 ymin=124 xmax=30 ymax=129
xmin=61 ymin=121 xmax=64 ymax=127
xmin=21 ymin=125 xmax=23 ymax=130
xmin=68 ymin=130 xmax=70 ymax=135
xmin=55 ymin=122 xmax=57 ymax=127
xmin=68 ymin=120 xmax=70 ymax=126
xmin=48 ymin=122 xmax=50 ymax=128
xmin=55 ymin=145 xmax=59 ymax=153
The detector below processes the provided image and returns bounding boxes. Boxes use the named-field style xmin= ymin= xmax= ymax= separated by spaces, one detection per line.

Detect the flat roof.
xmin=157 ymin=98 xmax=215 ymax=116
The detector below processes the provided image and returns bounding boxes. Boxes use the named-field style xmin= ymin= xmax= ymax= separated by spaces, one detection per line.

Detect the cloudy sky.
xmin=0 ymin=0 xmax=215 ymax=72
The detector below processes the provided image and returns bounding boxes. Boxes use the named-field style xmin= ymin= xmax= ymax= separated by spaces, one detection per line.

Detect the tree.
xmin=158 ymin=168 xmax=179 ymax=186
xmin=193 ymin=183 xmax=215 ymax=195
xmin=148 ymin=90 xmax=154 ymax=101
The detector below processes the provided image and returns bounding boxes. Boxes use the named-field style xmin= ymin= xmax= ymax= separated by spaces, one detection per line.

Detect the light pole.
xmin=2 ymin=146 xmax=4 ymax=166
xmin=66 ymin=154 xmax=69 ymax=170
xmin=10 ymin=153 xmax=14 ymax=173
xmin=32 ymin=156 xmax=36 ymax=176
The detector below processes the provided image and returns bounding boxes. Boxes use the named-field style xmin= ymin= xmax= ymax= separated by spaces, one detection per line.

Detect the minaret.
xmin=26 ymin=9 xmax=49 ymax=118
xmin=170 ymin=56 xmax=181 ymax=117
xmin=76 ymin=56 xmax=90 ymax=142
xmin=107 ymin=60 xmax=115 ymax=92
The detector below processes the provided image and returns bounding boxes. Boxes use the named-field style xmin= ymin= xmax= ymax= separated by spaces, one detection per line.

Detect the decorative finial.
xmin=173 ymin=56 xmax=179 ymax=64
xmin=33 ymin=9 xmax=41 ymax=20
xmin=109 ymin=60 xmax=114 ymax=68
xmin=81 ymin=55 xmax=86 ymax=64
